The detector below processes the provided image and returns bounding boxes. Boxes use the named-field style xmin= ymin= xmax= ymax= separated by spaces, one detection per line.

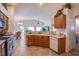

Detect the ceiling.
xmin=13 ymin=3 xmax=79 ymax=31
xmin=14 ymin=3 xmax=66 ymax=28
xmin=14 ymin=3 xmax=64 ymax=21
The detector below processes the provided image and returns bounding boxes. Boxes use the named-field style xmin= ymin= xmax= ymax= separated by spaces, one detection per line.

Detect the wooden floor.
xmin=12 ymin=33 xmax=79 ymax=56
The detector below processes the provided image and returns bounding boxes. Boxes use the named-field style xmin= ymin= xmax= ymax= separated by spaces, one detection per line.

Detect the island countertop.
xmin=26 ymin=33 xmax=65 ymax=38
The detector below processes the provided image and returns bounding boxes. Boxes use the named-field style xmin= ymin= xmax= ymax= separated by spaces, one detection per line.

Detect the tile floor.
xmin=12 ymin=33 xmax=79 ymax=56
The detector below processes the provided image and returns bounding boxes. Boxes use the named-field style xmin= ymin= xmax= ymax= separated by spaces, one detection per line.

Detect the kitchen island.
xmin=26 ymin=33 xmax=50 ymax=47
xmin=26 ymin=32 xmax=66 ymax=54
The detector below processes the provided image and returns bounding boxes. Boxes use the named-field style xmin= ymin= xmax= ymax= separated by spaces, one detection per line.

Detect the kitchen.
xmin=13 ymin=3 xmax=76 ymax=55
xmin=0 ymin=3 xmax=78 ymax=56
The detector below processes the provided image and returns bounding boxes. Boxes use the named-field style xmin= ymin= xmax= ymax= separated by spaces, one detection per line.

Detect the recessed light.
xmin=17 ymin=22 xmax=23 ymax=25
xmin=39 ymin=3 xmax=43 ymax=6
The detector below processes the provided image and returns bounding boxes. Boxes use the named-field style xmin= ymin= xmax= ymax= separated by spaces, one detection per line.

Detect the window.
xmin=36 ymin=27 xmax=42 ymax=31
xmin=28 ymin=27 xmax=34 ymax=31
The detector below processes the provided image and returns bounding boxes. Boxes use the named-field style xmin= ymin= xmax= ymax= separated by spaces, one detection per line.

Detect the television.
xmin=42 ymin=26 xmax=49 ymax=32
xmin=0 ymin=18 xmax=4 ymax=28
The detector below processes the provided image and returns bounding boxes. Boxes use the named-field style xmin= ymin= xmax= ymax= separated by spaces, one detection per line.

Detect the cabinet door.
xmin=50 ymin=38 xmax=58 ymax=52
xmin=42 ymin=36 xmax=49 ymax=47
xmin=54 ymin=14 xmax=66 ymax=28
xmin=0 ymin=45 xmax=1 ymax=56
xmin=7 ymin=38 xmax=13 ymax=56
xmin=1 ymin=43 xmax=6 ymax=56
xmin=37 ymin=36 xmax=41 ymax=46
xmin=27 ymin=36 xmax=32 ymax=45
xmin=0 ymin=11 xmax=4 ymax=19
xmin=54 ymin=16 xmax=60 ymax=28
xmin=58 ymin=38 xmax=65 ymax=54
xmin=34 ymin=36 xmax=38 ymax=46
xmin=3 ymin=15 xmax=8 ymax=30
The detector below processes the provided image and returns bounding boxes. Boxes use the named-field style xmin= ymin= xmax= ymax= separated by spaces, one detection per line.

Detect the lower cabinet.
xmin=6 ymin=37 xmax=13 ymax=56
xmin=0 ymin=45 xmax=1 ymax=55
xmin=50 ymin=37 xmax=65 ymax=54
xmin=0 ymin=41 xmax=6 ymax=56
xmin=27 ymin=35 xmax=49 ymax=47
xmin=0 ymin=36 xmax=13 ymax=56
xmin=1 ymin=42 xmax=6 ymax=56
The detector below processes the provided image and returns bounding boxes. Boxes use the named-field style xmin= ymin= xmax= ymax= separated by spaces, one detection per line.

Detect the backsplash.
xmin=52 ymin=28 xmax=66 ymax=35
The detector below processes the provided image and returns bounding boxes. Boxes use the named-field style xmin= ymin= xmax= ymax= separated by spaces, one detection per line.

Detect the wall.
xmin=72 ymin=4 xmax=79 ymax=34
xmin=63 ymin=8 xmax=76 ymax=52
xmin=72 ymin=4 xmax=79 ymax=16
xmin=7 ymin=7 xmax=14 ymax=33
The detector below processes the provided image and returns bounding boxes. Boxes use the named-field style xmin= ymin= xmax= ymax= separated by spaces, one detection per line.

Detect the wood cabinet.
xmin=0 ymin=36 xmax=13 ymax=56
xmin=54 ymin=14 xmax=66 ymax=28
xmin=42 ymin=36 xmax=49 ymax=47
xmin=0 ymin=40 xmax=6 ymax=56
xmin=0 ymin=10 xmax=8 ymax=32
xmin=6 ymin=37 xmax=13 ymax=56
xmin=50 ymin=37 xmax=65 ymax=54
xmin=0 ymin=11 xmax=4 ymax=19
xmin=1 ymin=42 xmax=6 ymax=56
xmin=3 ymin=15 xmax=8 ymax=30
xmin=0 ymin=45 xmax=1 ymax=55
xmin=26 ymin=35 xmax=49 ymax=47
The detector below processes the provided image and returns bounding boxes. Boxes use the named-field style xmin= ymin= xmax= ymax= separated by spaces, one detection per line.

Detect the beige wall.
xmin=7 ymin=7 xmax=14 ymax=33
xmin=72 ymin=4 xmax=79 ymax=16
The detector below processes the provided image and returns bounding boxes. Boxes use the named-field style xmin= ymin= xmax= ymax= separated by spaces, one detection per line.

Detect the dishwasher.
xmin=50 ymin=37 xmax=58 ymax=52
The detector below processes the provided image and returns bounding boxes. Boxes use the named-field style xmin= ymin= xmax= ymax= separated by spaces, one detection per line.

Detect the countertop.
xmin=26 ymin=33 xmax=51 ymax=36
xmin=50 ymin=35 xmax=65 ymax=38
xmin=0 ymin=36 xmax=10 ymax=45
xmin=26 ymin=33 xmax=65 ymax=38
xmin=0 ymin=40 xmax=6 ymax=45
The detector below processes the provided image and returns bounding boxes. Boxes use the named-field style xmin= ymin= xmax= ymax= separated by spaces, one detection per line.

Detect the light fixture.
xmin=37 ymin=18 xmax=40 ymax=24
xmin=39 ymin=3 xmax=43 ymax=6
xmin=17 ymin=22 xmax=23 ymax=25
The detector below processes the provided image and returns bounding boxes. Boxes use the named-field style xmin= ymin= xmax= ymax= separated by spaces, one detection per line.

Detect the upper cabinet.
xmin=3 ymin=15 xmax=8 ymax=30
xmin=0 ymin=10 xmax=8 ymax=31
xmin=0 ymin=11 xmax=4 ymax=19
xmin=54 ymin=14 xmax=66 ymax=29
